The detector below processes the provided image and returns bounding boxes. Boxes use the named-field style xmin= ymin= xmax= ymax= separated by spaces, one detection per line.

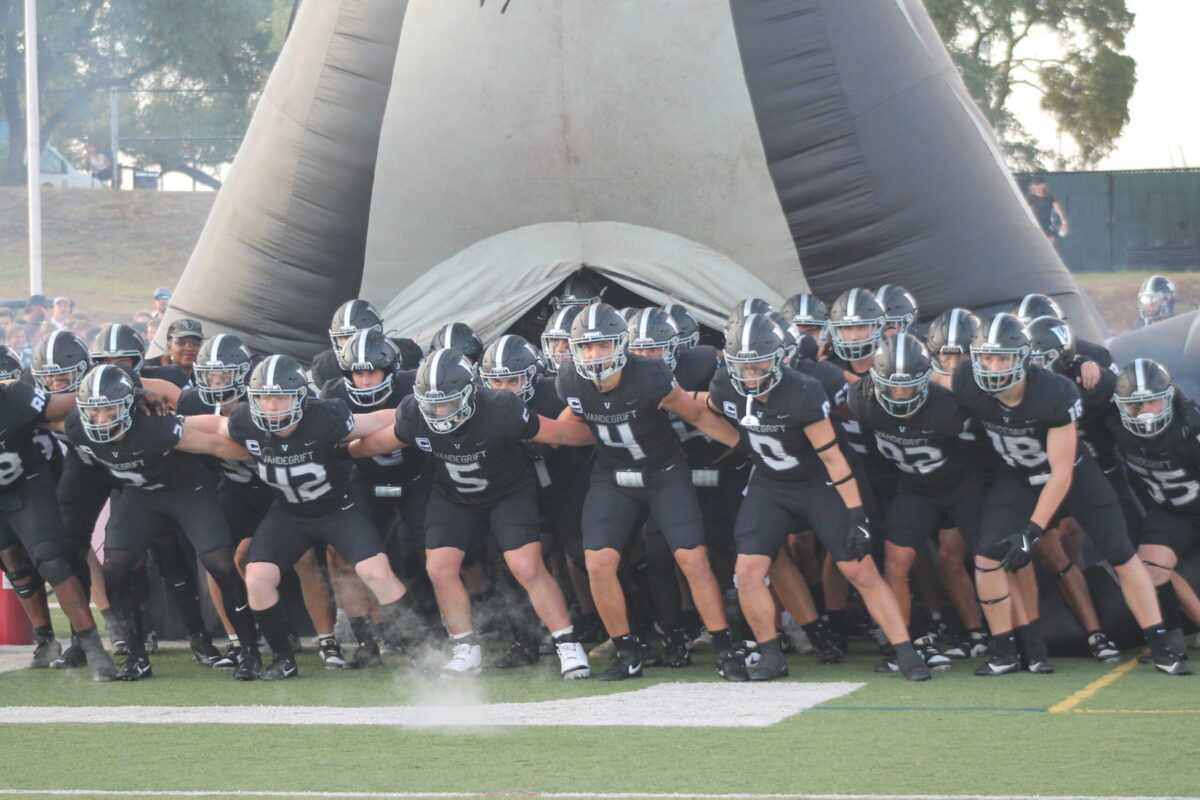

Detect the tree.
xmin=0 ymin=0 xmax=281 ymax=186
xmin=925 ymin=0 xmax=1136 ymax=168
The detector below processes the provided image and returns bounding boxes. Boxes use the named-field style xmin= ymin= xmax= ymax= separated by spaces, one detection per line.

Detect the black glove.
xmin=998 ymin=521 xmax=1042 ymax=572
xmin=845 ymin=507 xmax=871 ymax=562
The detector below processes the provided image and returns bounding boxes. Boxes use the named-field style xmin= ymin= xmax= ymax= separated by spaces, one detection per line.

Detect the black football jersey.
xmin=848 ymin=377 xmax=975 ymax=495
xmin=1106 ymin=397 xmax=1200 ymax=517
xmin=393 ymin=387 xmax=539 ymax=505
xmin=557 ymin=355 xmax=682 ymax=470
xmin=1061 ymin=356 xmax=1119 ymax=468
xmin=143 ymin=363 xmax=191 ymax=389
xmin=227 ymin=398 xmax=356 ymax=515
xmin=0 ymin=381 xmax=51 ymax=493
xmin=953 ymin=362 xmax=1082 ymax=480
xmin=62 ymin=410 xmax=214 ymax=492
xmin=794 ymin=358 xmax=850 ymax=409
xmin=1077 ymin=339 xmax=1118 ymax=374
xmin=322 ymin=371 xmax=425 ymax=486
xmin=709 ymin=366 xmax=831 ymax=482
xmin=670 ymin=346 xmax=732 ymax=469
xmin=526 ymin=375 xmax=591 ymax=485
xmin=176 ymin=389 xmax=261 ymax=488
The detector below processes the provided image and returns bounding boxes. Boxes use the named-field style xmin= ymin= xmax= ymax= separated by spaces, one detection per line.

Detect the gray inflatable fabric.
xmin=170 ymin=0 xmax=1106 ymax=357
xmin=156 ymin=0 xmax=408 ymax=359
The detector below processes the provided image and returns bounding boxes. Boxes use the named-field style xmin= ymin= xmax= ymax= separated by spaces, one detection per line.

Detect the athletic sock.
xmin=1155 ymin=582 xmax=1184 ymax=632
xmin=34 ymin=624 xmax=54 ymax=641
xmin=758 ymin=636 xmax=783 ymax=658
xmin=613 ymin=633 xmax=638 ymax=656
xmin=1015 ymin=621 xmax=1048 ymax=662
xmin=709 ymin=628 xmax=733 ymax=657
xmin=349 ymin=615 xmax=377 ymax=646
xmin=1143 ymin=624 xmax=1169 ymax=655
xmin=253 ymin=603 xmax=295 ymax=657
xmin=550 ymin=626 xmax=576 ymax=645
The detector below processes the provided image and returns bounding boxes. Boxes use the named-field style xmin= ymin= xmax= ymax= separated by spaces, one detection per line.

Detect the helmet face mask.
xmin=34 ymin=331 xmax=91 ymax=393
xmin=725 ymin=314 xmax=786 ymax=397
xmin=971 ymin=314 xmax=1031 ymax=393
xmin=0 ymin=346 xmax=21 ymax=382
xmin=328 ymin=300 xmax=383 ymax=352
xmin=830 ymin=320 xmax=883 ymax=361
xmin=662 ymin=304 xmax=700 ymax=350
xmin=77 ymin=366 xmax=135 ymax=443
xmin=541 ymin=306 xmax=582 ymax=374
xmin=90 ymin=324 xmax=147 ymax=374
xmin=480 ymin=335 xmax=541 ymax=403
xmin=345 ymin=369 xmax=393 ymax=406
xmin=416 ymin=383 xmax=475 ymax=433
xmin=872 ymin=334 xmax=931 ymax=417
xmin=248 ymin=355 xmax=309 ymax=433
xmin=627 ymin=309 xmax=680 ymax=370
xmin=1115 ymin=359 xmax=1175 ymax=437
xmin=570 ymin=333 xmax=627 ymax=381
xmin=926 ymin=308 xmax=980 ymax=376
xmin=196 ymin=363 xmax=249 ymax=406
xmin=338 ymin=329 xmax=399 ymax=407
xmin=877 ymin=285 xmax=918 ymax=335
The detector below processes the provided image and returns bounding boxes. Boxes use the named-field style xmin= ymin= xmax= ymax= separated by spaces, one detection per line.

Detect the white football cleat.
xmin=556 ymin=641 xmax=590 ymax=679
xmin=441 ymin=642 xmax=482 ymax=677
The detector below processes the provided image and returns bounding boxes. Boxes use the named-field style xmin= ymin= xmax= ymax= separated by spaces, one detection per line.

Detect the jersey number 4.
xmin=597 ymin=422 xmax=646 ymax=461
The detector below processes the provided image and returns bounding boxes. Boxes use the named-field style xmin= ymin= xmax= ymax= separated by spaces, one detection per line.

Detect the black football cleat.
xmin=1152 ymin=650 xmax=1194 ymax=676
xmin=260 ymin=654 xmax=298 ymax=681
xmin=749 ymin=649 xmax=789 ymax=682
xmin=234 ymin=651 xmax=262 ymax=681
xmin=974 ymin=652 xmax=1021 ymax=676
xmin=116 ymin=655 xmax=152 ymax=682
xmin=599 ymin=648 xmax=642 ymax=682
xmin=30 ymin=636 xmax=62 ymax=669
xmin=716 ymin=650 xmax=751 ymax=682
xmin=350 ymin=640 xmax=384 ymax=670
xmin=491 ymin=640 xmax=539 ymax=669
xmin=190 ymin=632 xmax=223 ymax=668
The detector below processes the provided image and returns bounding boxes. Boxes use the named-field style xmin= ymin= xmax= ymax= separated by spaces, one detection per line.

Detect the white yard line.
xmin=0 ymin=791 xmax=1195 ymax=800
xmin=0 ymin=682 xmax=863 ymax=727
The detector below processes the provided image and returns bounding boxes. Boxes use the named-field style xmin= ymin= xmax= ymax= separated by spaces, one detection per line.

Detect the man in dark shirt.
xmin=1026 ymin=175 xmax=1068 ymax=246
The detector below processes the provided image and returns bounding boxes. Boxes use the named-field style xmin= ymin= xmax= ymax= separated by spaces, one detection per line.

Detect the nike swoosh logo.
xmin=304 ymin=441 xmax=318 ymax=447
xmin=628 ymin=663 xmax=641 ymax=675
xmin=340 ymin=503 xmax=354 ymax=511
xmin=663 ymin=464 xmax=675 ymax=471
xmin=234 ymin=605 xmax=248 ymax=613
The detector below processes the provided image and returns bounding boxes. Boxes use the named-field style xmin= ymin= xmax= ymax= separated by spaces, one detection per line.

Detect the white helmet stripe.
xmin=988 ymin=314 xmax=1005 ymax=345
xmin=497 ymin=335 xmax=510 ymax=366
xmin=343 ymin=302 xmax=354 ymax=331
xmin=848 ymin=290 xmax=859 ymax=318
xmin=587 ymin=303 xmax=598 ymax=331
xmin=265 ymin=354 xmax=279 ymax=386
xmin=1135 ymin=358 xmax=1146 ymax=394
xmin=741 ymin=316 xmax=754 ymax=354
xmin=357 ymin=330 xmax=368 ymax=364
xmin=92 ymin=364 xmax=107 ymax=395
xmin=109 ymin=325 xmax=119 ymax=353
xmin=46 ymin=330 xmax=61 ymax=362
xmin=639 ymin=311 xmax=651 ymax=341
xmin=211 ymin=334 xmax=225 ymax=363
xmin=896 ymin=336 xmax=906 ymax=374
xmin=428 ymin=349 xmax=445 ymax=393
xmin=948 ymin=309 xmax=961 ymax=344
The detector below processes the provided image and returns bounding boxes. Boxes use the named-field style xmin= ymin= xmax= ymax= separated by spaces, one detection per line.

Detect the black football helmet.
xmin=569 ymin=303 xmax=629 ymax=381
xmin=871 ymin=333 xmax=932 ymax=417
xmin=1114 ymin=358 xmax=1175 ymax=437
xmin=764 ymin=311 xmax=801 ymax=364
xmin=553 ymin=272 xmax=604 ymax=308
xmin=194 ymin=333 xmax=254 ymax=407
xmin=1137 ymin=275 xmax=1176 ymax=324
xmin=780 ymin=293 xmax=829 ymax=341
xmin=0 ymin=346 xmax=21 ymax=381
xmin=77 ymin=364 xmax=137 ymax=443
xmin=925 ymin=308 xmax=980 ymax=376
xmin=32 ymin=331 xmax=91 ymax=393
xmin=1012 ymin=293 xmax=1064 ymax=324
xmin=828 ymin=288 xmax=885 ymax=361
xmin=430 ymin=322 xmax=484 ymax=365
xmin=1026 ymin=316 xmax=1076 ymax=373
xmin=415 ymin=348 xmax=477 ymax=433
xmin=247 ymin=355 xmax=309 ymax=432
xmin=617 ymin=307 xmax=641 ymax=324
xmin=724 ymin=313 xmax=786 ymax=397
xmin=627 ymin=308 xmax=680 ymax=370
xmin=541 ymin=305 xmax=582 ymax=375
xmin=792 ymin=331 xmax=820 ymax=363
xmin=877 ymin=284 xmax=918 ymax=334
xmin=725 ymin=298 xmax=775 ymax=336
xmin=480 ymin=335 xmax=541 ymax=403
xmin=662 ymin=303 xmax=701 ymax=350
xmin=328 ymin=300 xmax=383 ymax=352
xmin=970 ymin=313 xmax=1031 ymax=392
xmin=90 ymin=324 xmax=146 ymax=373
xmin=338 ymin=329 xmax=400 ymax=407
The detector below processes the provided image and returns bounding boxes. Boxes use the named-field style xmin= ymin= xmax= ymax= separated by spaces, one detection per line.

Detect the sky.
xmin=1008 ymin=0 xmax=1200 ymax=170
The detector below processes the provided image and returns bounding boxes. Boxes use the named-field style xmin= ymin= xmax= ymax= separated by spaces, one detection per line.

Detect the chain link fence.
xmin=1016 ymin=169 xmax=1200 ymax=273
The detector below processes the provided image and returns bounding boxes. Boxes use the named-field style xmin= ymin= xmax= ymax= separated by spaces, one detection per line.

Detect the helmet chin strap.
xmin=740 ymin=394 xmax=757 ymax=428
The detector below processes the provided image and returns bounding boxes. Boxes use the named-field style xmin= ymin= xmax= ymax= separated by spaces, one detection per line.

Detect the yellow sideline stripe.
xmin=1048 ymin=653 xmax=1142 ymax=713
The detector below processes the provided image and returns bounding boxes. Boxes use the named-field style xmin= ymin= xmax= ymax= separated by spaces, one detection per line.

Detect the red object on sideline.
xmin=0 ymin=574 xmax=33 ymax=645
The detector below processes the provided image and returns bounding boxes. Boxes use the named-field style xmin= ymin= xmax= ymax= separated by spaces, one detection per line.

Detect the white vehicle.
xmin=35 ymin=145 xmax=106 ymax=189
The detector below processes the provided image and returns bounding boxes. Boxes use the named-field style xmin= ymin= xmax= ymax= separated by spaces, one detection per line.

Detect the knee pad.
xmin=36 ymin=555 xmax=76 ymax=588
xmin=3 ymin=567 xmax=40 ymax=598
xmin=1054 ymin=563 xmax=1075 ymax=580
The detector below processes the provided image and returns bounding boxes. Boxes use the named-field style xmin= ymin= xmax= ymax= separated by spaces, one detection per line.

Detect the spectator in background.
xmin=22 ymin=295 xmax=50 ymax=327
xmin=36 ymin=321 xmax=58 ymax=345
xmin=1026 ymin=174 xmax=1069 ymax=247
xmin=150 ymin=287 xmax=172 ymax=319
xmin=0 ymin=307 xmax=13 ymax=334
xmin=144 ymin=317 xmax=160 ymax=343
xmin=133 ymin=310 xmax=152 ymax=326
xmin=7 ymin=325 xmax=30 ymax=366
xmin=50 ymin=296 xmax=73 ymax=330
xmin=85 ymin=143 xmax=112 ymax=184
xmin=145 ymin=317 xmax=203 ymax=378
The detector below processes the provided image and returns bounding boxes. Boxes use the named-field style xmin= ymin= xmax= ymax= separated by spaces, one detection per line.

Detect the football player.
xmin=219 ymin=355 xmax=424 ymax=680
xmin=955 ymin=314 xmax=1187 ymax=676
xmin=557 ymin=303 xmax=750 ymax=682
xmin=1135 ymin=275 xmax=1177 ymax=327
xmin=710 ymin=315 xmax=930 ymax=681
xmin=351 ymin=348 xmax=595 ymax=679
xmin=1108 ymin=358 xmax=1200 ymax=671
xmin=311 ymin=300 xmax=386 ymax=391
